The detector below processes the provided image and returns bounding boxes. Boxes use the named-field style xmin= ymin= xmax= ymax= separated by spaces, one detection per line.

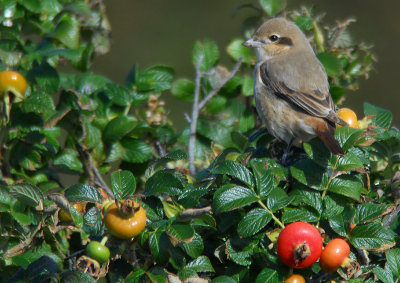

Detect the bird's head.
xmin=243 ymin=18 xmax=311 ymax=61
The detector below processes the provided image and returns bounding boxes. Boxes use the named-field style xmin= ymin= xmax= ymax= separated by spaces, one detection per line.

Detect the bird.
xmin=243 ymin=17 xmax=347 ymax=161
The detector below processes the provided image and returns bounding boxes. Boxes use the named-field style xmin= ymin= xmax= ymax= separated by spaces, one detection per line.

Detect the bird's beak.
xmin=243 ymin=38 xmax=264 ymax=48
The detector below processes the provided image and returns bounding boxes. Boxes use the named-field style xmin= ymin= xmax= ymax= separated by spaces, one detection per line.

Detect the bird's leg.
xmin=281 ymin=138 xmax=294 ymax=166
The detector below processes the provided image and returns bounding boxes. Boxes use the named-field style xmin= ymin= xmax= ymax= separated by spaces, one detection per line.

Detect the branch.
xmin=198 ymin=58 xmax=243 ymax=110
xmin=188 ymin=55 xmax=204 ymax=176
xmin=188 ymin=58 xmax=243 ymax=176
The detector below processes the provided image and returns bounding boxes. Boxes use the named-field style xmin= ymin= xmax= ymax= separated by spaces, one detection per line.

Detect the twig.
xmin=75 ymin=141 xmax=114 ymax=198
xmin=178 ymin=206 xmax=212 ymax=220
xmin=188 ymin=55 xmax=204 ymax=176
xmin=383 ymin=204 xmax=400 ymax=227
xmin=4 ymin=223 xmax=42 ymax=258
xmin=198 ymin=58 xmax=242 ymax=109
xmin=188 ymin=58 xmax=243 ymax=176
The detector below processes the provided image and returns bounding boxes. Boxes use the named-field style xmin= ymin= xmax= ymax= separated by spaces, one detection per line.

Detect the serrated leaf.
xmin=212 ymin=160 xmax=255 ymax=188
xmin=355 ymin=203 xmax=391 ymax=224
xmin=102 ymin=115 xmax=137 ymax=144
xmin=317 ymin=52 xmax=342 ymax=76
xmin=226 ymin=239 xmax=252 ymax=266
xmin=290 ymin=159 xmax=324 ymax=190
xmin=75 ymin=73 xmax=110 ymax=95
xmin=266 ymin=187 xmax=292 ymax=211
xmin=111 ymin=170 xmax=136 ymax=200
xmin=83 ymin=206 xmax=104 ymax=236
xmin=336 ymin=151 xmax=364 ymax=171
xmin=184 ymin=256 xmax=214 ymax=273
xmin=364 ymin=102 xmax=392 ymax=128
xmin=22 ymin=91 xmax=55 ymax=115
xmin=328 ymin=175 xmax=362 ymax=201
xmin=30 ymin=61 xmax=60 ymax=94
xmin=334 ymin=126 xmax=364 ymax=152
xmin=213 ymin=185 xmax=259 ymax=214
xmin=349 ymin=222 xmax=395 ymax=249
xmin=259 ymin=0 xmax=286 ymax=16
xmin=255 ymin=268 xmax=280 ymax=283
xmin=149 ymin=229 xmax=171 ymax=265
xmin=145 ymin=170 xmax=184 ymax=196
xmin=8 ymin=183 xmax=44 ymax=209
xmin=281 ymin=207 xmax=319 ymax=223
xmin=171 ymin=78 xmax=194 ymax=101
xmin=373 ymin=267 xmax=394 ymax=283
xmin=290 ymin=189 xmax=323 ymax=214
xmin=50 ymin=13 xmax=80 ymax=49
xmin=192 ymin=40 xmax=219 ymax=71
xmin=121 ymin=138 xmax=153 ymax=163
xmin=212 ymin=276 xmax=237 ymax=283
xmin=227 ymin=38 xmax=253 ymax=63
xmin=183 ymin=233 xmax=204 ymax=258
xmin=237 ymin=208 xmax=272 ymax=237
xmin=167 ymin=224 xmax=195 ymax=245
xmin=104 ymin=83 xmax=134 ymax=106
xmin=136 ymin=65 xmax=174 ymax=93
xmin=303 ymin=138 xmax=330 ymax=168
xmin=386 ymin=249 xmax=400 ymax=279
xmin=322 ymin=196 xmax=344 ymax=219
xmin=125 ymin=269 xmax=146 ymax=283
xmin=53 ymin=149 xmax=83 ymax=173
xmin=64 ymin=184 xmax=102 ymax=203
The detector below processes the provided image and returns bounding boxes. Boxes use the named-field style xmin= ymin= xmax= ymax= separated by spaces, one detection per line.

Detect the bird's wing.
xmin=259 ymin=59 xmax=345 ymax=125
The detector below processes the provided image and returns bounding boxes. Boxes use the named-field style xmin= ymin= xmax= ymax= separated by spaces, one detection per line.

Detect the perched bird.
xmin=243 ymin=17 xmax=347 ymax=159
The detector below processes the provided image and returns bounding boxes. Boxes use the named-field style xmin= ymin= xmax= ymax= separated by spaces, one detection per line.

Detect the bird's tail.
xmin=316 ymin=125 xmax=345 ymax=156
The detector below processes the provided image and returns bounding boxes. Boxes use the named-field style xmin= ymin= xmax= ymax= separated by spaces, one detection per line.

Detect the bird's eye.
xmin=269 ymin=35 xmax=279 ymax=42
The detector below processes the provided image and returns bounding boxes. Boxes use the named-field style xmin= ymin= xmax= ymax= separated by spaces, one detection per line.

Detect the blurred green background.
xmin=93 ymin=0 xmax=400 ymax=128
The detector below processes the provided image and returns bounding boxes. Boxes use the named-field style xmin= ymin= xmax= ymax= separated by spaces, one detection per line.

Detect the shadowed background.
xmin=93 ymin=0 xmax=400 ymax=128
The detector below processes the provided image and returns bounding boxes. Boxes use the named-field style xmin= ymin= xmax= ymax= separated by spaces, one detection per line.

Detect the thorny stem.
xmin=188 ymin=58 xmax=243 ymax=176
xmin=258 ymin=200 xmax=285 ymax=229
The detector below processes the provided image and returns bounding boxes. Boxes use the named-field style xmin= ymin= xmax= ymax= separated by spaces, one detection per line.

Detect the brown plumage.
xmin=244 ymin=18 xmax=346 ymax=156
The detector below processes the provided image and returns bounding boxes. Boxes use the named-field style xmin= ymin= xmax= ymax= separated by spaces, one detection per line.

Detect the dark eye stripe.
xmin=278 ymin=37 xmax=293 ymax=46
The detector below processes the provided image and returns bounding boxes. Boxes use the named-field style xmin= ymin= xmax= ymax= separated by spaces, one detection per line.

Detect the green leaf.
xmin=145 ymin=170 xmax=184 ymax=196
xmin=290 ymin=159 xmax=325 ymax=190
xmin=120 ymin=138 xmax=153 ymax=163
xmin=102 ymin=115 xmax=137 ymax=144
xmin=227 ymin=38 xmax=253 ymax=64
xmin=22 ymin=91 xmax=55 ymax=115
xmin=64 ymin=184 xmax=102 ymax=203
xmin=206 ymin=96 xmax=228 ymax=114
xmin=386 ymin=249 xmax=400 ymax=279
xmin=83 ymin=206 xmax=104 ymax=236
xmin=303 ymin=138 xmax=330 ymax=168
xmin=242 ymin=75 xmax=254 ymax=96
xmin=255 ymin=268 xmax=280 ymax=283
xmin=281 ymin=207 xmax=319 ymax=223
xmin=290 ymin=189 xmax=323 ymax=214
xmin=104 ymin=83 xmax=134 ymax=106
xmin=265 ymin=187 xmax=292 ymax=211
xmin=295 ymin=16 xmax=314 ymax=31
xmin=171 ymin=78 xmax=194 ymax=101
xmin=76 ymin=73 xmax=111 ymax=95
xmin=336 ymin=151 xmax=364 ymax=171
xmin=237 ymin=208 xmax=272 ymax=237
xmin=355 ymin=203 xmax=391 ymax=224
xmin=30 ymin=62 xmax=60 ymax=94
xmin=212 ymin=160 xmax=255 ymax=188
xmin=212 ymin=276 xmax=237 ymax=283
xmin=364 ymin=102 xmax=392 ymax=128
xmin=321 ymin=196 xmax=344 ymax=219
xmin=317 ymin=52 xmax=342 ymax=76
xmin=182 ymin=233 xmax=204 ymax=258
xmin=69 ymin=202 xmax=83 ymax=228
xmin=145 ymin=149 xmax=188 ymax=178
xmin=125 ymin=269 xmax=146 ymax=283
xmin=349 ymin=222 xmax=395 ymax=249
xmin=167 ymin=224 xmax=195 ymax=243
xmin=192 ymin=40 xmax=219 ymax=72
xmin=225 ymin=239 xmax=252 ymax=266
xmin=136 ymin=65 xmax=174 ymax=93
xmin=373 ymin=267 xmax=394 ymax=283
xmin=213 ymin=184 xmax=259 ymax=214
xmin=259 ymin=0 xmax=286 ymax=16
xmin=53 ymin=149 xmax=83 ymax=173
xmin=8 ymin=183 xmax=44 ymax=209
xmin=111 ymin=170 xmax=136 ymax=200
xmin=50 ymin=13 xmax=80 ymax=49
xmin=328 ymin=175 xmax=362 ymax=201
xmin=334 ymin=124 xmax=364 ymax=152
xmin=148 ymin=229 xmax=170 ymax=265
xmin=184 ymin=256 xmax=215 ymax=272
